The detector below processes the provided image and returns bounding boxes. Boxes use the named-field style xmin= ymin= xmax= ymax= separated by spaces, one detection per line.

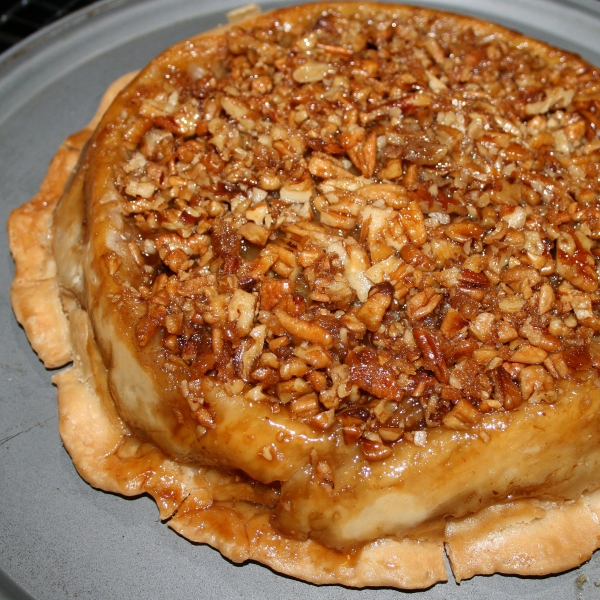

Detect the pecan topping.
xmin=112 ymin=5 xmax=600 ymax=457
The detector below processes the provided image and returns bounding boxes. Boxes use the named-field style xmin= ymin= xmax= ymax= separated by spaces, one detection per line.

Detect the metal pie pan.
xmin=1 ymin=0 xmax=600 ymax=598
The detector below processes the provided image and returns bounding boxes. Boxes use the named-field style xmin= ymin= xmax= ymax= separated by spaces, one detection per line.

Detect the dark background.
xmin=0 ymin=0 xmax=99 ymax=54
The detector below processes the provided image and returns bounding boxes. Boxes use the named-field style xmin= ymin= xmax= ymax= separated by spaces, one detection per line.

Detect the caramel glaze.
xmin=51 ymin=4 xmax=600 ymax=555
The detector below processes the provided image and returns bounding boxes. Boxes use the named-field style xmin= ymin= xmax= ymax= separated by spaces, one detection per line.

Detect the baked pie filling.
xmin=11 ymin=1 xmax=600 ymax=587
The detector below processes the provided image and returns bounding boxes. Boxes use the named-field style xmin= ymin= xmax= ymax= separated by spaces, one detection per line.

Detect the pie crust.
xmin=9 ymin=2 xmax=600 ymax=588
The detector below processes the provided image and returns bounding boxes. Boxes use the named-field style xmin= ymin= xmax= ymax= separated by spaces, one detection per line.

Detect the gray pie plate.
xmin=2 ymin=0 xmax=600 ymax=598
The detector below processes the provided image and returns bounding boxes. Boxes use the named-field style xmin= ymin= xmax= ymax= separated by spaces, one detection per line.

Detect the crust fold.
xmin=8 ymin=138 xmax=78 ymax=368
xmin=446 ymin=497 xmax=600 ymax=581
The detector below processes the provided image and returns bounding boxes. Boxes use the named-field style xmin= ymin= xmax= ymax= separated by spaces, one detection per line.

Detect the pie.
xmin=9 ymin=1 xmax=600 ymax=589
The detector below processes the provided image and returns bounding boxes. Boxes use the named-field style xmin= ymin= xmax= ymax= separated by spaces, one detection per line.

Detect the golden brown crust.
xmin=446 ymin=493 xmax=600 ymax=581
xmin=9 ymin=2 xmax=600 ymax=589
xmin=9 ymin=137 xmax=78 ymax=368
xmin=8 ymin=71 xmax=138 ymax=368
xmin=171 ymin=503 xmax=448 ymax=587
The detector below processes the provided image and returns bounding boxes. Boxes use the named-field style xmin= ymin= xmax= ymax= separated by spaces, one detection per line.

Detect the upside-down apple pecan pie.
xmin=10 ymin=1 xmax=600 ymax=588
